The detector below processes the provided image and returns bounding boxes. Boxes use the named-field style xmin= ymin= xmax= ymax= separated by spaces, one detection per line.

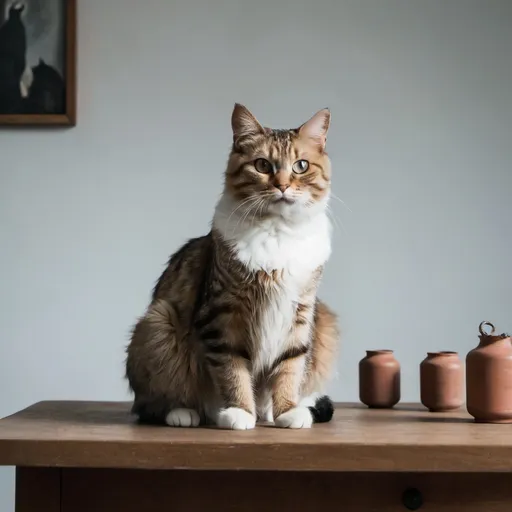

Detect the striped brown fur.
xmin=125 ymin=104 xmax=340 ymax=429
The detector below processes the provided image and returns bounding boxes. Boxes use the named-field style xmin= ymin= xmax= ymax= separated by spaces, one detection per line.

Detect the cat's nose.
xmin=275 ymin=184 xmax=290 ymax=193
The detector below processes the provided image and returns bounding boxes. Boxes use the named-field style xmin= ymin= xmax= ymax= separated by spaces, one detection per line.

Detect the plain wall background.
xmin=1 ymin=0 xmax=511 ymax=508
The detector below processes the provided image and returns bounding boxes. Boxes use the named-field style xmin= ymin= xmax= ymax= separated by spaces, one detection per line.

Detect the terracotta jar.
xmin=359 ymin=350 xmax=400 ymax=408
xmin=466 ymin=321 xmax=512 ymax=423
xmin=420 ymin=352 xmax=463 ymax=412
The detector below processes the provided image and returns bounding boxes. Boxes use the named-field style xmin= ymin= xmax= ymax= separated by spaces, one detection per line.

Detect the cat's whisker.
xmin=228 ymin=196 xmax=261 ymax=236
xmin=227 ymin=196 xmax=271 ymax=265
xmin=227 ymin=199 xmax=266 ymax=266
xmin=327 ymin=205 xmax=346 ymax=235
xmin=249 ymin=200 xmax=261 ymax=229
xmin=329 ymin=192 xmax=352 ymax=213
xmin=227 ymin=196 xmax=260 ymax=226
xmin=244 ymin=199 xmax=263 ymax=220
xmin=251 ymin=198 xmax=266 ymax=229
xmin=233 ymin=198 xmax=260 ymax=234
xmin=326 ymin=207 xmax=340 ymax=232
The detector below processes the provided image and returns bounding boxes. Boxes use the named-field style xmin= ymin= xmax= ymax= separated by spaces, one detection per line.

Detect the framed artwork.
xmin=0 ymin=0 xmax=76 ymax=126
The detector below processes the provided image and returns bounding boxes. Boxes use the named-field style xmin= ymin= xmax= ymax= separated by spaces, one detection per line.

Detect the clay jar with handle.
xmin=420 ymin=352 xmax=463 ymax=412
xmin=466 ymin=321 xmax=512 ymax=423
xmin=359 ymin=350 xmax=400 ymax=408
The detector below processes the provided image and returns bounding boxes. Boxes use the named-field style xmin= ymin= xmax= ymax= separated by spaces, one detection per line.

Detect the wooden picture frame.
xmin=0 ymin=0 xmax=76 ymax=126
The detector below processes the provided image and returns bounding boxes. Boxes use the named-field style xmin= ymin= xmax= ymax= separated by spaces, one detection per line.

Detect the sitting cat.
xmin=24 ymin=58 xmax=65 ymax=114
xmin=125 ymin=104 xmax=339 ymax=430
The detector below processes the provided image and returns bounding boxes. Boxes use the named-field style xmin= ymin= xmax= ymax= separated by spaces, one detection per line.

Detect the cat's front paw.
xmin=275 ymin=407 xmax=313 ymax=429
xmin=217 ymin=407 xmax=256 ymax=430
xmin=165 ymin=408 xmax=200 ymax=427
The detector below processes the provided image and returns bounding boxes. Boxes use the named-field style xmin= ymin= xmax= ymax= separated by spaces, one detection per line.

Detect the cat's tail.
xmin=308 ymin=395 xmax=334 ymax=423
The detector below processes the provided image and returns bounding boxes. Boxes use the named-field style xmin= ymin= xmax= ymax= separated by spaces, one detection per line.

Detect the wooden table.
xmin=1 ymin=401 xmax=512 ymax=511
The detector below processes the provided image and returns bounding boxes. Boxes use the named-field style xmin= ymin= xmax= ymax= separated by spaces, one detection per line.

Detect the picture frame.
xmin=0 ymin=0 xmax=76 ymax=127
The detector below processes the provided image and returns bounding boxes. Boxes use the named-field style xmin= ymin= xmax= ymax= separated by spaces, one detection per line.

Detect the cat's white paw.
xmin=217 ymin=407 xmax=256 ymax=430
xmin=275 ymin=407 xmax=313 ymax=429
xmin=165 ymin=408 xmax=200 ymax=427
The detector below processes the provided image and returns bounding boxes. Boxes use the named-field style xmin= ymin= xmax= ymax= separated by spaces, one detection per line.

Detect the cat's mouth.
xmin=273 ymin=196 xmax=295 ymax=205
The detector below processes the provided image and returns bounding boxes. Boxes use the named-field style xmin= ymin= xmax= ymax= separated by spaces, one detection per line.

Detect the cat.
xmin=125 ymin=104 xmax=339 ymax=430
xmin=24 ymin=58 xmax=65 ymax=114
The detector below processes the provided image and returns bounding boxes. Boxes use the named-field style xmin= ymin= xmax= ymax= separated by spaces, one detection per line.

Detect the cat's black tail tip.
xmin=308 ymin=395 xmax=334 ymax=423
xmin=131 ymin=401 xmax=167 ymax=426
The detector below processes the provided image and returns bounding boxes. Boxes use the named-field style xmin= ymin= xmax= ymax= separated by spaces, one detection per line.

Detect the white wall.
xmin=1 ymin=0 xmax=511 ymax=508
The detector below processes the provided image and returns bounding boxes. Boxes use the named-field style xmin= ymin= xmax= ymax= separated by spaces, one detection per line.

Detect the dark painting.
xmin=0 ymin=0 xmax=69 ymax=118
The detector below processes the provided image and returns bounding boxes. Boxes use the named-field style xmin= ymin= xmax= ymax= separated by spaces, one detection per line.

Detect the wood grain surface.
xmin=2 ymin=401 xmax=512 ymax=472
xmin=59 ymin=470 xmax=512 ymax=512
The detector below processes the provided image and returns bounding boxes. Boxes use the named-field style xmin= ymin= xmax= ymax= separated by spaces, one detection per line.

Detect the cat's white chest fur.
xmin=213 ymin=195 xmax=332 ymax=274
xmin=228 ymin=214 xmax=331 ymax=276
xmin=213 ymin=196 xmax=332 ymax=374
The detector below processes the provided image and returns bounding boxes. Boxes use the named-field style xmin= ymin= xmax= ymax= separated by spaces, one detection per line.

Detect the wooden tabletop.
xmin=1 ymin=401 xmax=511 ymax=472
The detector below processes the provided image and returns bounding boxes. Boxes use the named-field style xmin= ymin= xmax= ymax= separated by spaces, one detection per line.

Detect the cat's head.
xmin=9 ymin=2 xmax=25 ymax=18
xmin=224 ymin=104 xmax=331 ymax=220
xmin=32 ymin=58 xmax=52 ymax=76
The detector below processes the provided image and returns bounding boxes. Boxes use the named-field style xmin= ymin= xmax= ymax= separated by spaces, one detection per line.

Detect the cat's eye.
xmin=292 ymin=160 xmax=309 ymax=174
xmin=254 ymin=158 xmax=273 ymax=174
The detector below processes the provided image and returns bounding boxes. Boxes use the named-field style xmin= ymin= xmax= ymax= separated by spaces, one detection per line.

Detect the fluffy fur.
xmin=125 ymin=104 xmax=339 ymax=429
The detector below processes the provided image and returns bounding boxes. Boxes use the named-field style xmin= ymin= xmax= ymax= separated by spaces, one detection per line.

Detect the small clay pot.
xmin=466 ymin=321 xmax=512 ymax=423
xmin=359 ymin=350 xmax=400 ymax=408
xmin=420 ymin=352 xmax=463 ymax=412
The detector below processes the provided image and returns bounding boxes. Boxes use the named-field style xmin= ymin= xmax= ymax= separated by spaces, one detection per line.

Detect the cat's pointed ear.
xmin=298 ymin=108 xmax=331 ymax=149
xmin=231 ymin=103 xmax=265 ymax=143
